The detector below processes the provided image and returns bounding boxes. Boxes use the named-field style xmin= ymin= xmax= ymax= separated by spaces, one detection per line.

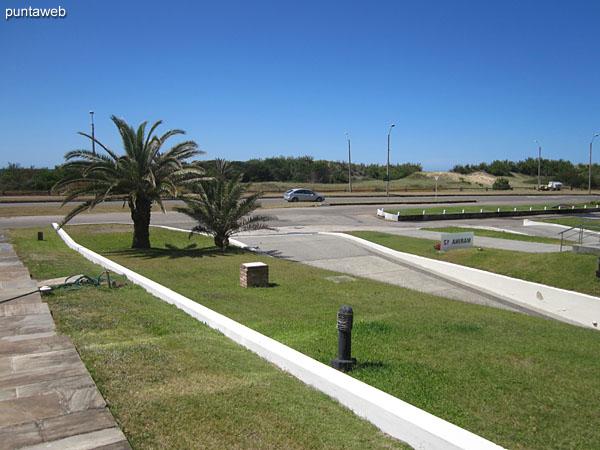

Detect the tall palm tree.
xmin=55 ymin=115 xmax=204 ymax=248
xmin=176 ymin=173 xmax=274 ymax=251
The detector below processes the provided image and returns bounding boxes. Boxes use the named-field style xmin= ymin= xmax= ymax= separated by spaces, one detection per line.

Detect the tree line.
xmin=451 ymin=158 xmax=600 ymax=188
xmin=0 ymin=158 xmax=422 ymax=192
xmin=197 ymin=157 xmax=422 ymax=184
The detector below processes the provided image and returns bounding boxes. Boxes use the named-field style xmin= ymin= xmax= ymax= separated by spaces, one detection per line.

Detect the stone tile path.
xmin=0 ymin=231 xmax=130 ymax=450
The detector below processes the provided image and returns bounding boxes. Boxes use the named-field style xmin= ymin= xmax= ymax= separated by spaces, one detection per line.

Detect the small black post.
xmin=331 ymin=305 xmax=356 ymax=372
xmin=37 ymin=231 xmax=44 ymax=241
xmin=596 ymin=257 xmax=600 ymax=278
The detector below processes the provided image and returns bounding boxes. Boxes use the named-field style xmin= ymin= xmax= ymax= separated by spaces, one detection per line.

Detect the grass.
xmin=420 ymin=226 xmax=566 ymax=245
xmin=536 ymin=217 xmax=600 ymax=232
xmin=350 ymin=231 xmax=600 ymax=297
xmin=7 ymin=226 xmax=405 ymax=449
xmin=10 ymin=225 xmax=600 ymax=449
xmin=389 ymin=202 xmax=598 ymax=215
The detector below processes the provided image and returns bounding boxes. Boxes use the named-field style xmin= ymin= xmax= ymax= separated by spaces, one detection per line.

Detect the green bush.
xmin=492 ymin=177 xmax=511 ymax=190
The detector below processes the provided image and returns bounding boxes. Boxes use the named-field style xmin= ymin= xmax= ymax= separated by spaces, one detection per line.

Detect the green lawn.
xmin=350 ymin=230 xmax=600 ymax=297
xmin=420 ymin=226 xmax=566 ymax=245
xmin=390 ymin=202 xmax=598 ymax=215
xmin=10 ymin=225 xmax=600 ymax=450
xmin=536 ymin=217 xmax=600 ymax=232
xmin=7 ymin=226 xmax=405 ymax=449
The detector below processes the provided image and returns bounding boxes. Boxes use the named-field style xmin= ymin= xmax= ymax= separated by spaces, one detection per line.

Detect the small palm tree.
xmin=176 ymin=174 xmax=274 ymax=251
xmin=55 ymin=115 xmax=204 ymax=248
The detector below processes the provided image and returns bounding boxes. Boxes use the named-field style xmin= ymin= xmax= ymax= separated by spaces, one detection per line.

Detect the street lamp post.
xmin=535 ymin=139 xmax=541 ymax=191
xmin=90 ymin=110 xmax=96 ymax=156
xmin=590 ymin=134 xmax=599 ymax=194
xmin=386 ymin=124 xmax=395 ymax=198
xmin=345 ymin=132 xmax=352 ymax=193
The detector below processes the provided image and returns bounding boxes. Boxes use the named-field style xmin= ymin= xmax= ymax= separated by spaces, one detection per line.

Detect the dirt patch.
xmin=422 ymin=171 xmax=497 ymax=186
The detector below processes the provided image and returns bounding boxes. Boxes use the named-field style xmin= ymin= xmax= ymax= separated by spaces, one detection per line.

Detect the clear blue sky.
xmin=2 ymin=0 xmax=600 ymax=170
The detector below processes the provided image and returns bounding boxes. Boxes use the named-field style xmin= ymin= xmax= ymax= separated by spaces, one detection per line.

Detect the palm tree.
xmin=55 ymin=115 xmax=204 ymax=248
xmin=176 ymin=173 xmax=274 ymax=251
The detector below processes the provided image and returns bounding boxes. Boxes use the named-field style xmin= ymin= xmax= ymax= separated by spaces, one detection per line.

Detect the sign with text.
xmin=440 ymin=232 xmax=474 ymax=251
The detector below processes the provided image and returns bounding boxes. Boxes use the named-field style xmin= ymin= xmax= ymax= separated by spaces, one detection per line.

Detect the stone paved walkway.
xmin=0 ymin=231 xmax=130 ymax=450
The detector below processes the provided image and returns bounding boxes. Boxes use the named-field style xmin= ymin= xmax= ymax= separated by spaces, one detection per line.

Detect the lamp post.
xmin=386 ymin=124 xmax=395 ymax=198
xmin=590 ymin=134 xmax=599 ymax=194
xmin=535 ymin=139 xmax=541 ymax=191
xmin=345 ymin=132 xmax=352 ymax=193
xmin=90 ymin=110 xmax=96 ymax=156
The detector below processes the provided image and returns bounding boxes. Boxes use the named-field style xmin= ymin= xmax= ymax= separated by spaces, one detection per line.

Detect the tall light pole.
xmin=590 ymin=133 xmax=599 ymax=194
xmin=535 ymin=139 xmax=541 ymax=191
xmin=345 ymin=132 xmax=352 ymax=192
xmin=386 ymin=124 xmax=395 ymax=198
xmin=90 ymin=110 xmax=96 ymax=156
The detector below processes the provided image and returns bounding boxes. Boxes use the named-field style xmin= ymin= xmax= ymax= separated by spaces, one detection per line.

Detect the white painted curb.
xmin=323 ymin=232 xmax=600 ymax=330
xmin=52 ymin=223 xmax=503 ymax=450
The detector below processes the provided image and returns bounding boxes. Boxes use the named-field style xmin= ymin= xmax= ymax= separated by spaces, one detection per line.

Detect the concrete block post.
xmin=240 ymin=262 xmax=269 ymax=288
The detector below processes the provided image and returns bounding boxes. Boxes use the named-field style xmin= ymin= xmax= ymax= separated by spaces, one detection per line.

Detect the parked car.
xmin=284 ymin=188 xmax=325 ymax=202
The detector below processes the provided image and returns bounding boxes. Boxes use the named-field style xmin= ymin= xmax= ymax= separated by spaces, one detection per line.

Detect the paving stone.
xmin=0 ymin=393 xmax=63 ymax=427
xmin=59 ymin=386 xmax=107 ymax=413
xmin=19 ymin=427 xmax=130 ymax=450
xmin=0 ymin=269 xmax=30 ymax=281
xmin=0 ymin=388 xmax=16 ymax=401
xmin=1 ymin=331 xmax=57 ymax=343
xmin=17 ymin=374 xmax=95 ymax=398
xmin=94 ymin=441 xmax=132 ymax=450
xmin=0 ymin=279 xmax=39 ymax=290
xmin=0 ymin=291 xmax=41 ymax=305
xmin=0 ymin=421 xmax=43 ymax=450
xmin=0 ymin=302 xmax=49 ymax=317
xmin=0 ymin=334 xmax=71 ymax=357
xmin=0 ymin=365 xmax=89 ymax=390
xmin=0 ymin=358 xmax=10 ymax=377
xmin=0 ymin=313 xmax=55 ymax=337
xmin=41 ymin=409 xmax=118 ymax=443
xmin=12 ymin=348 xmax=82 ymax=374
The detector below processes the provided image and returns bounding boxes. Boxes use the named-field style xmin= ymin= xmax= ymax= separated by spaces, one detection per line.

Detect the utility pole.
xmin=345 ymin=132 xmax=352 ymax=192
xmin=535 ymin=139 xmax=541 ymax=190
xmin=590 ymin=134 xmax=599 ymax=194
xmin=386 ymin=124 xmax=395 ymax=198
xmin=90 ymin=110 xmax=96 ymax=156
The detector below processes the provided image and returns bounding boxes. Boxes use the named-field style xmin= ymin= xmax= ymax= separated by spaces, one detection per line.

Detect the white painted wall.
xmin=52 ymin=223 xmax=504 ymax=450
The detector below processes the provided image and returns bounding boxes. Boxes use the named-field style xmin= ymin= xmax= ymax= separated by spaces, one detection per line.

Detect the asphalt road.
xmin=2 ymin=194 xmax=599 ymax=232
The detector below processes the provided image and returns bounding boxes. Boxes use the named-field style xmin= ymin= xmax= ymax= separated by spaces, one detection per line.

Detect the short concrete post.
xmin=544 ymin=206 xmax=547 ymax=211
xmin=530 ymin=207 xmax=532 ymax=211
xmin=497 ymin=208 xmax=500 ymax=213
xmin=422 ymin=210 xmax=426 ymax=215
xmin=480 ymin=208 xmax=483 ymax=213
xmin=462 ymin=209 xmax=465 ymax=214
xmin=331 ymin=305 xmax=356 ymax=372
xmin=443 ymin=209 xmax=446 ymax=214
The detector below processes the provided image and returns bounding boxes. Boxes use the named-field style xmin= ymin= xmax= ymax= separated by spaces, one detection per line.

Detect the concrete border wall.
xmin=325 ymin=232 xmax=600 ymax=330
xmin=52 ymin=223 xmax=503 ymax=450
xmin=381 ymin=206 xmax=599 ymax=222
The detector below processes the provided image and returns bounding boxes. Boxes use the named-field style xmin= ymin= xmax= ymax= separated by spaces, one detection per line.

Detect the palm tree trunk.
xmin=130 ymin=197 xmax=152 ymax=249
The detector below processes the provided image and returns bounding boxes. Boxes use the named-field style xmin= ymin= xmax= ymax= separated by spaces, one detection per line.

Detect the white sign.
xmin=434 ymin=175 xmax=439 ymax=181
xmin=440 ymin=232 xmax=474 ymax=251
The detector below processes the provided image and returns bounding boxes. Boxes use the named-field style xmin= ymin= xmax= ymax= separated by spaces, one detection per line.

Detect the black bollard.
xmin=37 ymin=231 xmax=44 ymax=241
xmin=331 ymin=305 xmax=356 ymax=372
xmin=596 ymin=257 xmax=600 ymax=278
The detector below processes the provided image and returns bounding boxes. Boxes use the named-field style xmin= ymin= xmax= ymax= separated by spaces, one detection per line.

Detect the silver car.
xmin=284 ymin=188 xmax=325 ymax=202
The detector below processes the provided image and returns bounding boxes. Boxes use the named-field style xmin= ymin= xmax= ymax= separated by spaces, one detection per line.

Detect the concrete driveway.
xmin=235 ymin=231 xmax=550 ymax=319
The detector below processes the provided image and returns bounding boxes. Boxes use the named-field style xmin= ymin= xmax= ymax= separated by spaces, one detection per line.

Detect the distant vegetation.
xmin=0 ymin=157 xmax=422 ymax=192
xmin=451 ymin=158 xmax=600 ymax=188
xmin=196 ymin=157 xmax=422 ymax=184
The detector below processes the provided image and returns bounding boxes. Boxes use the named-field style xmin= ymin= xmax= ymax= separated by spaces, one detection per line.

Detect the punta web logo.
xmin=5 ymin=6 xmax=67 ymax=20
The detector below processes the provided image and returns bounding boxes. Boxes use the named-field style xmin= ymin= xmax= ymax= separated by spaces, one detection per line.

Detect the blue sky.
xmin=2 ymin=0 xmax=600 ymax=170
